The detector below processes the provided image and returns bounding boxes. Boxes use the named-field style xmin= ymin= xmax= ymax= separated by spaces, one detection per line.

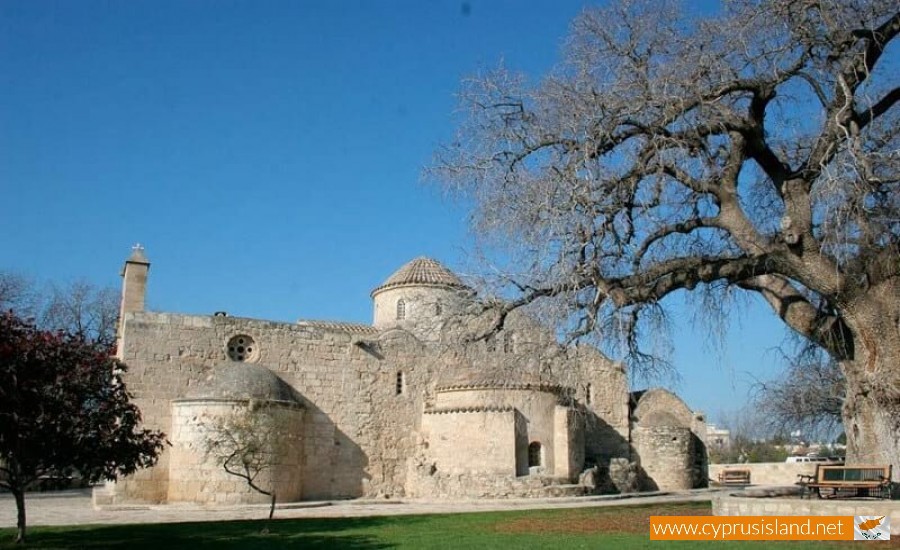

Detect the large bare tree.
xmin=754 ymin=346 xmax=845 ymax=439
xmin=0 ymin=272 xmax=118 ymax=348
xmin=433 ymin=0 xmax=899 ymax=470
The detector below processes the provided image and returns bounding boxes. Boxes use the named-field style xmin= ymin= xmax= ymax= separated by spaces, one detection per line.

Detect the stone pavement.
xmin=0 ymin=488 xmax=718 ymax=527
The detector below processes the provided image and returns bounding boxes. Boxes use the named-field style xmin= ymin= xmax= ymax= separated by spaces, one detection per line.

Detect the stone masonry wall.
xmin=114 ymin=311 xmax=439 ymax=502
xmin=432 ymin=387 xmax=560 ymax=473
xmin=419 ymin=409 xmax=518 ymax=476
xmin=167 ymin=400 xmax=304 ymax=504
xmin=113 ymin=304 xmax=686 ymax=502
xmin=633 ymin=425 xmax=694 ymax=490
xmin=553 ymin=406 xmax=585 ymax=480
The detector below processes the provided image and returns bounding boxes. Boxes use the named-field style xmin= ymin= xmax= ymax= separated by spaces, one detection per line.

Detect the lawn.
xmin=1 ymin=502 xmax=896 ymax=549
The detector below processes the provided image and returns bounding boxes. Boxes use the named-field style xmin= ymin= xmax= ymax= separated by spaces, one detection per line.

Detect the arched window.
xmin=435 ymin=301 xmax=442 ymax=316
xmin=586 ymin=383 xmax=593 ymax=405
xmin=396 ymin=371 xmax=405 ymax=395
xmin=528 ymin=442 xmax=542 ymax=467
xmin=396 ymin=299 xmax=406 ymax=320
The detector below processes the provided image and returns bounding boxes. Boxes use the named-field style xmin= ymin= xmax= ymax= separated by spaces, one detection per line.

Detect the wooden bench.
xmin=797 ymin=465 xmax=892 ymax=500
xmin=717 ymin=468 xmax=751 ymax=486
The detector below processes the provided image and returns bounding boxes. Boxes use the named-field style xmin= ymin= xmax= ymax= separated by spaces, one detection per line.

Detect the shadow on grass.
xmin=2 ymin=516 xmax=416 ymax=549
xmin=3 ymin=504 xmax=883 ymax=550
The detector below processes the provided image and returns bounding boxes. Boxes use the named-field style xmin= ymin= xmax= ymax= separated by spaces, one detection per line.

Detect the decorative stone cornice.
xmin=423 ymin=405 xmax=515 ymax=415
xmin=434 ymin=381 xmax=570 ymax=394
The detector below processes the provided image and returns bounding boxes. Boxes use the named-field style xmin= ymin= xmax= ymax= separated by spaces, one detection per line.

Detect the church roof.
xmin=183 ymin=362 xmax=301 ymax=404
xmin=371 ymin=257 xmax=466 ymax=297
xmin=435 ymin=371 xmax=569 ymax=394
xmin=297 ymin=320 xmax=379 ymax=334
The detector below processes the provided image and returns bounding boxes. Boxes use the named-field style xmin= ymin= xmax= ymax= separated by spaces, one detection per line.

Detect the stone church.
xmin=94 ymin=247 xmax=708 ymax=506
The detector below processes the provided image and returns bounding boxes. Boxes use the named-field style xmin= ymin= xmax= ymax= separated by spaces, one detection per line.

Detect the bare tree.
xmin=754 ymin=346 xmax=845 ymax=439
xmin=40 ymin=281 xmax=119 ymax=348
xmin=0 ymin=272 xmax=118 ymax=348
xmin=198 ymin=403 xmax=296 ymax=521
xmin=0 ymin=273 xmax=37 ymax=318
xmin=432 ymin=0 xmax=899 ymax=471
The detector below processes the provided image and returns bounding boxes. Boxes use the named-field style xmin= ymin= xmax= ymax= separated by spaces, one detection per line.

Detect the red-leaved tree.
xmin=0 ymin=312 xmax=166 ymax=544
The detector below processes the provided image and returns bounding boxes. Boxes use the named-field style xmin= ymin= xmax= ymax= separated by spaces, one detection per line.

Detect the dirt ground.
xmin=493 ymin=502 xmax=899 ymax=548
xmin=493 ymin=502 xmax=711 ymax=535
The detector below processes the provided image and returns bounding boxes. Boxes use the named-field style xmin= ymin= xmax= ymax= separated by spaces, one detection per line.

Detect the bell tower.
xmin=117 ymin=244 xmax=150 ymax=355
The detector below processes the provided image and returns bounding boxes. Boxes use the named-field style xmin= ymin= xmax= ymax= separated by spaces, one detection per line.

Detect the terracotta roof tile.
xmin=296 ymin=320 xmax=379 ymax=334
xmin=371 ymin=257 xmax=466 ymax=296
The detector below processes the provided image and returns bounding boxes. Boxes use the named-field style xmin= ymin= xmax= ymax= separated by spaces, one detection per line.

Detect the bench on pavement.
xmin=797 ymin=465 xmax=892 ymax=500
xmin=717 ymin=468 xmax=751 ymax=486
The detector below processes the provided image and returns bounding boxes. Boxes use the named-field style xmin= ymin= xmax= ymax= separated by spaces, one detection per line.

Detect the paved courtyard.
xmin=0 ymin=488 xmax=717 ymax=527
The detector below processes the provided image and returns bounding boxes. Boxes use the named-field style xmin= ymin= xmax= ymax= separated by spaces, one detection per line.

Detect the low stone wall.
xmin=405 ymin=469 xmax=587 ymax=499
xmin=709 ymin=462 xmax=816 ymax=486
xmin=714 ymin=494 xmax=900 ymax=535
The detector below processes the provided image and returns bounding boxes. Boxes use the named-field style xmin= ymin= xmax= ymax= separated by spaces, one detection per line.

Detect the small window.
xmin=396 ymin=371 xmax=405 ymax=395
xmin=528 ymin=442 xmax=542 ymax=467
xmin=435 ymin=301 xmax=442 ymax=316
xmin=503 ymin=332 xmax=514 ymax=353
xmin=396 ymin=299 xmax=406 ymax=320
xmin=586 ymin=383 xmax=593 ymax=405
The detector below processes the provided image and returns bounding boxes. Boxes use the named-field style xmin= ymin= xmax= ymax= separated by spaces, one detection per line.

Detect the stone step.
xmin=540 ymin=484 xmax=589 ymax=498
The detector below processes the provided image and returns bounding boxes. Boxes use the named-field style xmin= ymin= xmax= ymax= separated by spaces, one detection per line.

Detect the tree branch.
xmin=856 ymin=86 xmax=900 ymax=130
xmin=738 ymin=274 xmax=854 ymax=360
xmin=804 ymin=11 xmax=900 ymax=182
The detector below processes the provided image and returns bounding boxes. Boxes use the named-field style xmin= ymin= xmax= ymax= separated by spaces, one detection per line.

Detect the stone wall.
xmin=632 ymin=388 xmax=696 ymax=428
xmin=714 ymin=494 xmax=900 ymax=535
xmin=630 ymin=388 xmax=708 ymax=489
xmin=709 ymin=462 xmax=818 ymax=486
xmin=432 ymin=386 xmax=560 ymax=473
xmin=112 ymin=311 xmax=437 ymax=502
xmin=553 ymin=406 xmax=585 ymax=480
xmin=419 ymin=408 xmax=519 ymax=476
xmin=633 ymin=425 xmax=694 ymax=490
xmin=167 ymin=399 xmax=304 ymax=504
xmin=113 ymin=309 xmax=615 ymax=503
xmin=372 ymin=286 xmax=465 ymax=334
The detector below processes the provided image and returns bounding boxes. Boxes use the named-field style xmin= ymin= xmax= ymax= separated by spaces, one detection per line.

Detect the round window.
xmin=226 ymin=334 xmax=258 ymax=362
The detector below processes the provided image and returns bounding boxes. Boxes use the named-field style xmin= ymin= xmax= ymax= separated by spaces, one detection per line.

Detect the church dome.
xmin=184 ymin=362 xmax=300 ymax=403
xmin=371 ymin=257 xmax=466 ymax=297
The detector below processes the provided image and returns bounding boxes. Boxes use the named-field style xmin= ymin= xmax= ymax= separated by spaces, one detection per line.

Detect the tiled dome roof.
xmin=371 ymin=257 xmax=466 ymax=297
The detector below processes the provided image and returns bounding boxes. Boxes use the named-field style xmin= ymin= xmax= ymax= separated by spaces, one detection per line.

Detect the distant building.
xmin=706 ymin=424 xmax=731 ymax=449
xmin=95 ymin=248 xmax=708 ymax=505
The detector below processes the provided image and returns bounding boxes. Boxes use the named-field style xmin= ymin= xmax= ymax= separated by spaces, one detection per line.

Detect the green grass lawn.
xmin=0 ymin=502 xmax=893 ymax=549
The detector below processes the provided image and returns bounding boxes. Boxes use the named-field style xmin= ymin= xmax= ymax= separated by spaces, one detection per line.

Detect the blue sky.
xmin=0 ymin=0 xmax=789 ymax=425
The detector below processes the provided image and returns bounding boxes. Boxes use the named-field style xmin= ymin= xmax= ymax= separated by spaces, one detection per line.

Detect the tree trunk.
xmin=840 ymin=286 xmax=900 ymax=481
xmin=842 ymin=370 xmax=900 ymax=472
xmin=268 ymin=491 xmax=276 ymax=520
xmin=13 ymin=488 xmax=26 ymax=544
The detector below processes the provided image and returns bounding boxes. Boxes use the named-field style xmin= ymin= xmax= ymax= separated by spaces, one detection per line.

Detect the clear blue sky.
xmin=0 ymin=0 xmax=789 ymax=425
